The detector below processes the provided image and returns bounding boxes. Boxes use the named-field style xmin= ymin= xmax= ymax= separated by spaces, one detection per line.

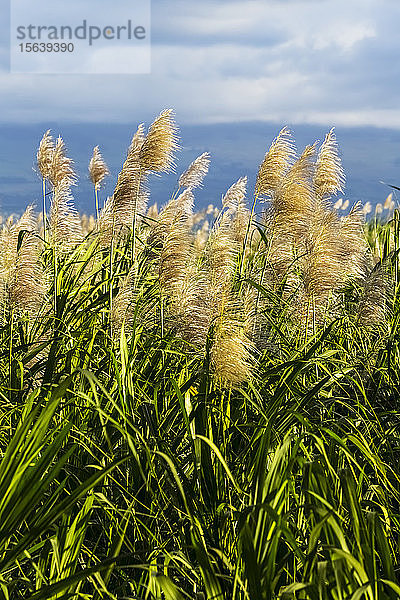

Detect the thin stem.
xmin=54 ymin=246 xmax=58 ymax=317
xmin=9 ymin=309 xmax=14 ymax=401
xmin=95 ymin=186 xmax=100 ymax=221
xmin=109 ymin=219 xmax=115 ymax=336
xmin=42 ymin=178 xmax=47 ymax=242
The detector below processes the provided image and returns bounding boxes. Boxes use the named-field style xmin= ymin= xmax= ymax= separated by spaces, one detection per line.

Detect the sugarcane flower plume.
xmin=89 ymin=146 xmax=110 ymax=189
xmin=49 ymin=179 xmax=83 ymax=250
xmin=179 ymin=152 xmax=211 ymax=190
xmin=139 ymin=109 xmax=180 ymax=173
xmin=314 ymin=128 xmax=345 ymax=200
xmin=256 ymin=127 xmax=296 ymax=197
xmin=49 ymin=136 xmax=77 ymax=188
xmin=222 ymin=176 xmax=248 ymax=213
xmin=128 ymin=123 xmax=145 ymax=154
xmin=37 ymin=130 xmax=54 ymax=180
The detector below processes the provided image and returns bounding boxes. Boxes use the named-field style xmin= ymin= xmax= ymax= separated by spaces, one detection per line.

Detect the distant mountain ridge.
xmin=0 ymin=121 xmax=398 ymax=216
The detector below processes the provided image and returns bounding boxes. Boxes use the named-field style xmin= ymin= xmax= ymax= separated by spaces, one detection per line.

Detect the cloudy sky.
xmin=2 ymin=0 xmax=399 ymax=125
xmin=1 ymin=0 xmax=400 ymax=213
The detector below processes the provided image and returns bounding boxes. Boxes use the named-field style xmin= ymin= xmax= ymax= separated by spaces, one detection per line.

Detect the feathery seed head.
xmin=128 ymin=123 xmax=145 ymax=154
xmin=294 ymin=199 xmax=368 ymax=328
xmin=362 ymin=201 xmax=372 ymax=216
xmin=37 ymin=130 xmax=54 ymax=180
xmin=222 ymin=176 xmax=248 ymax=212
xmin=314 ymin=128 xmax=345 ymax=200
xmin=173 ymin=188 xmax=195 ymax=217
xmin=0 ymin=206 xmax=45 ymax=318
xmin=302 ymin=207 xmax=346 ymax=301
xmin=221 ymin=177 xmax=250 ymax=244
xmin=383 ymin=193 xmax=393 ymax=210
xmin=139 ymin=109 xmax=180 ymax=173
xmin=179 ymin=152 xmax=211 ymax=189
xmin=49 ymin=179 xmax=83 ymax=250
xmin=150 ymin=190 xmax=194 ymax=248
xmin=340 ymin=199 xmax=350 ymax=211
xmin=89 ymin=145 xmax=110 ymax=189
xmin=271 ymin=179 xmax=314 ymax=242
xmin=288 ymin=143 xmax=317 ymax=185
xmin=339 ymin=202 xmax=367 ymax=278
xmin=207 ymin=217 xmax=238 ymax=288
xmin=334 ymin=198 xmax=343 ymax=210
xmin=145 ymin=190 xmax=194 ymax=264
xmin=256 ymin=127 xmax=296 ymax=197
xmin=211 ymin=331 xmax=254 ymax=386
xmin=159 ymin=212 xmax=193 ymax=296
xmin=9 ymin=206 xmax=45 ymax=315
xmin=146 ymin=202 xmax=159 ymax=220
xmin=49 ymin=136 xmax=76 ymax=187
xmin=111 ymin=124 xmax=150 ymax=235
xmin=210 ymin=293 xmax=255 ymax=386
xmin=160 ymin=189 xmax=195 ymax=226
xmin=96 ymin=195 xmax=115 ymax=246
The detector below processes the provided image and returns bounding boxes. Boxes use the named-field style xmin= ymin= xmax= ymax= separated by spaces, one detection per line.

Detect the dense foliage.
xmin=0 ymin=112 xmax=399 ymax=599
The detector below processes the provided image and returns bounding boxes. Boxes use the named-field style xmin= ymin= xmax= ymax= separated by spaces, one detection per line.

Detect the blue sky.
xmin=1 ymin=0 xmax=400 ymax=213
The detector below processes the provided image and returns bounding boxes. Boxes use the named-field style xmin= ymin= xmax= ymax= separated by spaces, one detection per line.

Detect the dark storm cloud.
xmin=0 ymin=0 xmax=398 ymax=127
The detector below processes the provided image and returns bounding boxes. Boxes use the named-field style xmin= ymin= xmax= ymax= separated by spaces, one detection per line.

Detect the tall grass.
xmin=0 ymin=111 xmax=399 ymax=598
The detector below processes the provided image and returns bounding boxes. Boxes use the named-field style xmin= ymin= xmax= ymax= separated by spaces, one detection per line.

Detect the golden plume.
xmin=0 ymin=207 xmax=45 ymax=320
xmin=158 ymin=191 xmax=194 ymax=297
xmin=96 ymin=195 xmax=115 ymax=247
xmin=139 ymin=109 xmax=179 ymax=173
xmin=146 ymin=202 xmax=159 ymax=221
xmin=301 ymin=207 xmax=345 ymax=304
xmin=37 ymin=130 xmax=54 ymax=180
xmin=339 ymin=202 xmax=368 ymax=278
xmin=158 ymin=195 xmax=200 ymax=342
xmin=222 ymin=176 xmax=249 ymax=244
xmin=149 ymin=188 xmax=194 ymax=246
xmin=128 ymin=123 xmax=145 ymax=153
xmin=8 ymin=206 xmax=46 ymax=316
xmin=194 ymin=219 xmax=210 ymax=253
xmin=286 ymin=143 xmax=317 ymax=186
xmin=264 ymin=144 xmax=317 ymax=285
xmin=48 ymin=136 xmax=76 ymax=188
xmin=97 ymin=123 xmax=148 ymax=245
xmin=113 ymin=189 xmax=197 ymax=338
xmin=314 ymin=128 xmax=345 ymax=200
xmin=270 ymin=144 xmax=316 ymax=229
xmin=295 ymin=199 xmax=368 ymax=327
xmin=89 ymin=146 xmax=110 ymax=189
xmin=222 ymin=176 xmax=247 ymax=213
xmin=255 ymin=127 xmax=296 ymax=197
xmin=205 ymin=206 xmax=254 ymax=385
xmin=179 ymin=152 xmax=211 ymax=190
xmin=49 ymin=180 xmax=83 ymax=251
xmin=113 ymin=123 xmax=147 ymax=215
